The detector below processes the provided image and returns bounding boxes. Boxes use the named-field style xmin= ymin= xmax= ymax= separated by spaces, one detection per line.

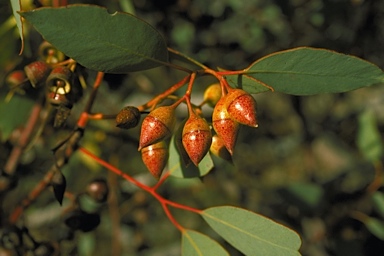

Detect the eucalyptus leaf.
xmin=10 ymin=0 xmax=24 ymax=53
xmin=20 ymin=4 xmax=168 ymax=73
xmin=245 ymin=47 xmax=384 ymax=95
xmin=182 ymin=229 xmax=229 ymax=256
xmin=226 ymin=73 xmax=271 ymax=94
xmin=202 ymin=206 xmax=301 ymax=256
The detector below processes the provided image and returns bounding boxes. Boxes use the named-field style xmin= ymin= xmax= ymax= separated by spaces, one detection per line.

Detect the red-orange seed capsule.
xmin=24 ymin=61 xmax=51 ymax=88
xmin=182 ymin=115 xmax=212 ymax=166
xmin=138 ymin=106 xmax=176 ymax=150
xmin=141 ymin=141 xmax=169 ymax=179
xmin=226 ymin=89 xmax=258 ymax=127
xmin=212 ymin=96 xmax=239 ymax=155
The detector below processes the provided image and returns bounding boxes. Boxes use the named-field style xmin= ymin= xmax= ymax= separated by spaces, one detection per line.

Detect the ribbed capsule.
xmin=182 ymin=115 xmax=212 ymax=166
xmin=212 ymin=96 xmax=239 ymax=155
xmin=141 ymin=141 xmax=169 ymax=179
xmin=226 ymin=89 xmax=258 ymax=127
xmin=46 ymin=66 xmax=75 ymax=108
xmin=38 ymin=41 xmax=66 ymax=64
xmin=24 ymin=61 xmax=51 ymax=88
xmin=139 ymin=106 xmax=176 ymax=150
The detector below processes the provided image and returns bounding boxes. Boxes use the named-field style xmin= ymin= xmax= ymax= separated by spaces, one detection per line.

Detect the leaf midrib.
xmin=202 ymin=211 xmax=300 ymax=254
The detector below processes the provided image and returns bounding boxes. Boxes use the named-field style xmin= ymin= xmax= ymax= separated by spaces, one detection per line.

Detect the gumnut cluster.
xmin=115 ymin=84 xmax=257 ymax=179
xmin=6 ymin=41 xmax=81 ymax=127
xmin=212 ymin=88 xmax=258 ymax=155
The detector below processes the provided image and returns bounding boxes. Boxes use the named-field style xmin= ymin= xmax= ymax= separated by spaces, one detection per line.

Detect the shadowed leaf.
xmin=20 ymin=4 xmax=168 ymax=73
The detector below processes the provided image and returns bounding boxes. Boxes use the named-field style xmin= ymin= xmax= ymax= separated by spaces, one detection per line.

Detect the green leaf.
xmin=245 ymin=47 xmax=384 ymax=95
xmin=168 ymin=135 xmax=214 ymax=178
xmin=356 ymin=110 xmax=383 ymax=161
xmin=20 ymin=4 xmax=168 ymax=73
xmin=202 ymin=206 xmax=301 ymax=256
xmin=227 ymin=73 xmax=271 ymax=94
xmin=0 ymin=94 xmax=35 ymax=142
xmin=182 ymin=229 xmax=229 ymax=256
xmin=364 ymin=217 xmax=384 ymax=240
xmin=10 ymin=0 xmax=24 ymax=53
xmin=218 ymin=68 xmax=271 ymax=94
xmin=372 ymin=192 xmax=384 ymax=219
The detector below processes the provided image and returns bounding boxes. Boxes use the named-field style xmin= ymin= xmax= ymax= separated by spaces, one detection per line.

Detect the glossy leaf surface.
xmin=20 ymin=4 xmax=168 ymax=73
xmin=245 ymin=47 xmax=384 ymax=95
xmin=182 ymin=229 xmax=229 ymax=256
xmin=202 ymin=206 xmax=301 ymax=256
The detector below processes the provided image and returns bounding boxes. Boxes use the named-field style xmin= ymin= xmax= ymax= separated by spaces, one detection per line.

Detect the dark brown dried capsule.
xmin=116 ymin=106 xmax=141 ymax=129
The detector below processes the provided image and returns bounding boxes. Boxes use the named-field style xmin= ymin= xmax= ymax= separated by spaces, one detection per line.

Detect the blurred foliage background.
xmin=1 ymin=0 xmax=384 ymax=255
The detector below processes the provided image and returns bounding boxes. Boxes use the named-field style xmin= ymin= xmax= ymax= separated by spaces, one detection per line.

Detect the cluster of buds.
xmin=5 ymin=41 xmax=81 ymax=127
xmin=115 ymin=82 xmax=258 ymax=180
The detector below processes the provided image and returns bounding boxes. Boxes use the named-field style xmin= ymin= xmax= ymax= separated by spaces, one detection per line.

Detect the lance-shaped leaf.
xmin=11 ymin=0 xmax=24 ymax=53
xmin=202 ymin=206 xmax=301 ymax=256
xmin=182 ymin=229 xmax=229 ymax=256
xmin=20 ymin=4 xmax=168 ymax=73
xmin=244 ymin=47 xmax=384 ymax=95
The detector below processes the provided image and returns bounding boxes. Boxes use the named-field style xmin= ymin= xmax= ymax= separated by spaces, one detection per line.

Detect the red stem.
xmin=78 ymin=147 xmax=203 ymax=228
xmin=138 ymin=75 xmax=191 ymax=111
xmin=204 ymin=69 xmax=231 ymax=94
xmin=216 ymin=70 xmax=248 ymax=76
xmin=79 ymin=147 xmax=152 ymax=191
xmin=161 ymin=202 xmax=184 ymax=231
xmin=152 ymin=171 xmax=171 ymax=191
